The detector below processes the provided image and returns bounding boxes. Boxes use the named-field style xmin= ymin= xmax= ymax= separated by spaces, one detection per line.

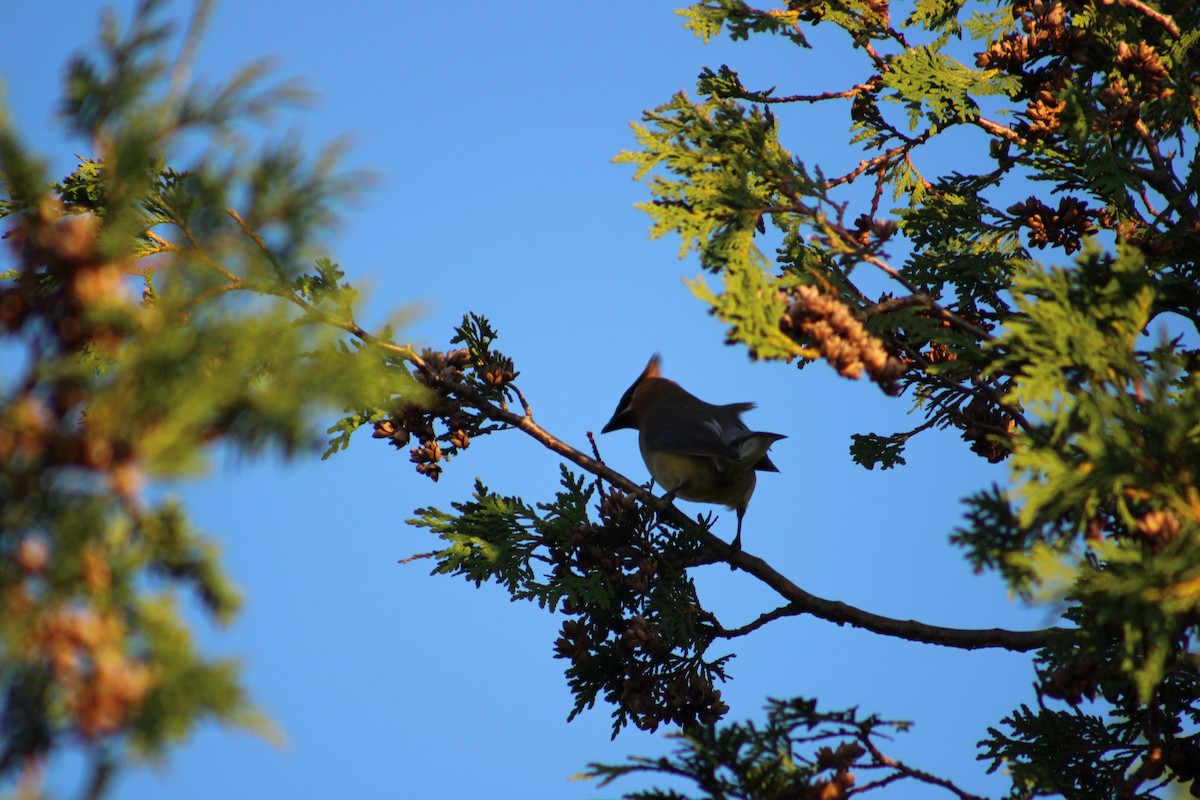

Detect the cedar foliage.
xmin=2 ymin=0 xmax=1199 ymax=798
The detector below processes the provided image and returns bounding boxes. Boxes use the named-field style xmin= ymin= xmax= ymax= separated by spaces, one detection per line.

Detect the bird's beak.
xmin=601 ymin=408 xmax=633 ymax=434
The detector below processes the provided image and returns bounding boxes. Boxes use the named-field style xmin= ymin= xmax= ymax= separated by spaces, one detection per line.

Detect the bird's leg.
xmin=649 ymin=484 xmax=685 ymax=523
xmin=659 ymin=482 xmax=687 ymax=506
xmin=729 ymin=509 xmax=745 ymax=571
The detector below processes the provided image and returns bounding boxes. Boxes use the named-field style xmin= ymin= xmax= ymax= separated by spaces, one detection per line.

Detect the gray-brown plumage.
xmin=601 ymin=354 xmax=785 ymax=553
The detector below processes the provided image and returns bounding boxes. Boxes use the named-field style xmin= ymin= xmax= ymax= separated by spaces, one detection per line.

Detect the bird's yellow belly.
xmin=640 ymin=448 xmax=755 ymax=510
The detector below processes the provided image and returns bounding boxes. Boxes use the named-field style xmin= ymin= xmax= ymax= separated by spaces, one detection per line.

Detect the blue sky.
xmin=3 ymin=2 xmax=1052 ymax=798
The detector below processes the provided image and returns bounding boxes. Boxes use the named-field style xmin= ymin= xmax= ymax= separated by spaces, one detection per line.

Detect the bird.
xmin=600 ymin=354 xmax=785 ymax=555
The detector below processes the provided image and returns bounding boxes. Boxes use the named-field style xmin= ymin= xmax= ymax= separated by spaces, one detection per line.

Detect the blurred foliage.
xmin=0 ymin=0 xmax=415 ymax=793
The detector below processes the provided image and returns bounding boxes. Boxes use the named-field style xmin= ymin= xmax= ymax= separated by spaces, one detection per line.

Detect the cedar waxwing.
xmin=601 ymin=354 xmax=785 ymax=553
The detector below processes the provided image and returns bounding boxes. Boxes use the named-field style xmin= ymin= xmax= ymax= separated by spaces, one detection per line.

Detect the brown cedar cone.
xmin=1115 ymin=41 xmax=1172 ymax=98
xmin=1025 ymin=86 xmax=1068 ymax=138
xmin=781 ymin=285 xmax=905 ymax=395
xmin=1042 ymin=656 xmax=1101 ymax=704
xmin=410 ymin=440 xmax=442 ymax=464
xmin=1137 ymin=509 xmax=1182 ymax=544
xmin=371 ymin=418 xmax=411 ymax=449
xmin=851 ymin=215 xmax=896 ymax=246
xmin=415 ymin=462 xmax=443 ymax=481
xmin=960 ymin=395 xmax=1015 ymax=462
xmin=482 ymin=355 xmax=518 ymax=386
xmin=599 ymin=489 xmax=639 ymax=523
xmin=1008 ymin=196 xmax=1095 ymax=253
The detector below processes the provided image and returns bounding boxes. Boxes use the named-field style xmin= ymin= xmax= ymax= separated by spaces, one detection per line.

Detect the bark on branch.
xmin=415 ymin=360 xmax=1063 ymax=653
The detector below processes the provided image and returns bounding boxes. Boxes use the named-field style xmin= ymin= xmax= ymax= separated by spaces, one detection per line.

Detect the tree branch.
xmin=824 ymin=131 xmax=931 ymax=190
xmin=714 ymin=602 xmax=802 ymax=638
xmin=419 ymin=367 xmax=1062 ymax=653
xmin=336 ymin=315 xmax=1047 ymax=650
xmin=760 ymin=79 xmax=878 ymax=105
xmin=973 ymin=116 xmax=1026 ymax=145
xmin=729 ymin=546 xmax=1055 ymax=650
xmin=1101 ymin=0 xmax=1180 ymax=38
xmin=860 ymin=734 xmax=988 ymax=800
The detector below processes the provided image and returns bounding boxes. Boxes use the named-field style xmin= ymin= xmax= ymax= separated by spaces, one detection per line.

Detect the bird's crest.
xmin=641 ymin=354 xmax=662 ymax=381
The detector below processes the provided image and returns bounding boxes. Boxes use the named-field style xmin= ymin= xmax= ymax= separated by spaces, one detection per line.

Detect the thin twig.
xmin=512 ymin=385 xmax=533 ymax=419
xmin=826 ymin=133 xmax=931 ymax=190
xmin=856 ymin=259 xmax=999 ymax=345
xmin=714 ymin=602 xmax=801 ymax=637
xmin=974 ymin=116 xmax=1026 ymax=145
xmin=399 ymin=551 xmax=438 ymax=565
xmin=187 ymin=279 xmax=246 ymax=309
xmin=861 ymin=294 xmax=929 ymax=318
xmin=762 ymin=80 xmax=877 ymax=104
xmin=862 ymin=41 xmax=889 ymax=72
xmin=851 ymin=770 xmax=908 ymax=795
xmin=163 ymin=0 xmax=214 ymax=122
xmin=1102 ymin=0 xmax=1180 ymax=37
xmin=586 ymin=430 xmax=602 ymax=462
xmin=860 ymin=734 xmax=988 ymax=800
xmin=225 ymin=208 xmax=290 ymax=284
xmin=179 ymin=224 xmax=239 ymax=283
xmin=896 ymin=416 xmax=942 ymax=441
xmin=869 ymin=166 xmax=888 ymax=219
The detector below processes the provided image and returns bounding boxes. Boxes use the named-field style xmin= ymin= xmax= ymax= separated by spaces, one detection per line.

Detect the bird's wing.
xmin=648 ymin=418 xmax=742 ymax=460
xmin=730 ymin=431 xmax=787 ymax=471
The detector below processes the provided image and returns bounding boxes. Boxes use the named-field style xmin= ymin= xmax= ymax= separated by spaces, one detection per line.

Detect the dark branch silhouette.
xmin=401 ymin=354 xmax=1063 ymax=653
